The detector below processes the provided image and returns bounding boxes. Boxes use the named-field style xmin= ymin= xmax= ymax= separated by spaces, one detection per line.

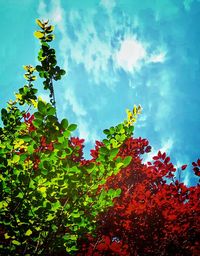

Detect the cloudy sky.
xmin=0 ymin=0 xmax=200 ymax=185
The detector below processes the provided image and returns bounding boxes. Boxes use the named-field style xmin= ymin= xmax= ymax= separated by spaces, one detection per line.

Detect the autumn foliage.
xmin=77 ymin=138 xmax=200 ymax=256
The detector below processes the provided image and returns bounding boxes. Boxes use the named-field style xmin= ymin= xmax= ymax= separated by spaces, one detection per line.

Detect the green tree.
xmin=0 ymin=19 xmax=136 ymax=255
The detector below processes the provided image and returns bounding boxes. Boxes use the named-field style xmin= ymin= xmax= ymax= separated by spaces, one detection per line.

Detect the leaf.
xmin=13 ymin=155 xmax=20 ymax=163
xmin=36 ymin=65 xmax=43 ymax=72
xmin=34 ymin=112 xmax=44 ymax=120
xmin=60 ymin=69 xmax=66 ymax=76
xmin=17 ymin=192 xmax=24 ymax=199
xmin=68 ymin=124 xmax=77 ymax=132
xmin=72 ymin=212 xmax=80 ymax=218
xmin=61 ymin=119 xmax=68 ymax=129
xmin=43 ymin=161 xmax=50 ymax=169
xmin=4 ymin=233 xmax=10 ymax=239
xmin=115 ymin=188 xmax=121 ymax=197
xmin=45 ymin=34 xmax=55 ymax=42
xmin=45 ymin=25 xmax=54 ymax=33
xmin=99 ymin=147 xmax=109 ymax=155
xmin=103 ymin=129 xmax=110 ymax=135
xmin=47 ymin=107 xmax=56 ymax=116
xmin=46 ymin=214 xmax=55 ymax=221
xmin=12 ymin=240 xmax=21 ymax=245
xmin=51 ymin=201 xmax=61 ymax=211
xmin=32 ymin=119 xmax=42 ymax=128
xmin=110 ymin=148 xmax=119 ymax=159
xmin=21 ymin=135 xmax=32 ymax=142
xmin=25 ymin=229 xmax=32 ymax=236
xmin=36 ymin=19 xmax=44 ymax=29
xmin=38 ymin=187 xmax=46 ymax=193
xmin=123 ymin=156 xmax=132 ymax=167
xmin=1 ymin=108 xmax=7 ymax=119
xmin=181 ymin=164 xmax=187 ymax=170
xmin=34 ymin=31 xmax=45 ymax=39
xmin=38 ymin=101 xmax=46 ymax=115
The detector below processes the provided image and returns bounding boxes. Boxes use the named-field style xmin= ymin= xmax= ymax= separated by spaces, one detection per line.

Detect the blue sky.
xmin=0 ymin=0 xmax=200 ymax=185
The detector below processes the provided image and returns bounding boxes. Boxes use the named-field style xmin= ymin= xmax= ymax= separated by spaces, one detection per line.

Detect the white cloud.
xmin=38 ymin=0 xmax=64 ymax=27
xmin=183 ymin=171 xmax=190 ymax=186
xmin=77 ymin=118 xmax=100 ymax=143
xmin=100 ymin=0 xmax=116 ymax=11
xmin=115 ymin=37 xmax=146 ymax=72
xmin=183 ymin=0 xmax=193 ymax=11
xmin=37 ymin=0 xmax=69 ymax=71
xmin=37 ymin=0 xmax=167 ymax=87
xmin=174 ymin=160 xmax=190 ymax=185
xmin=148 ymin=51 xmax=166 ymax=63
xmin=137 ymin=114 xmax=147 ymax=128
xmin=160 ymin=138 xmax=174 ymax=152
xmin=64 ymin=88 xmax=87 ymax=117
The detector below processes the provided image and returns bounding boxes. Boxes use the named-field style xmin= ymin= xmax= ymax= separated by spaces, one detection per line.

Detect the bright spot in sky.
xmin=148 ymin=51 xmax=166 ymax=63
xmin=116 ymin=38 xmax=146 ymax=72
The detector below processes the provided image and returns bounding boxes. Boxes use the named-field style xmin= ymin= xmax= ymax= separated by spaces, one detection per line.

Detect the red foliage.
xmin=78 ymin=137 xmax=200 ymax=256
xmin=69 ymin=137 xmax=85 ymax=162
xmin=23 ymin=112 xmax=35 ymax=132
xmin=192 ymin=160 xmax=200 ymax=177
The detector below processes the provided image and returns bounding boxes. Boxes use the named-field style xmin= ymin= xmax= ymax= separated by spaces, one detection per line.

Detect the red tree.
xmin=78 ymin=137 xmax=200 ymax=256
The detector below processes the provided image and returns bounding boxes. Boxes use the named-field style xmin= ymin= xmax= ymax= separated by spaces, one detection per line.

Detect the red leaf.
xmin=162 ymin=152 xmax=166 ymax=160
xmin=181 ymin=164 xmax=187 ymax=170
xmin=197 ymin=159 xmax=200 ymax=167
xmin=164 ymin=156 xmax=170 ymax=164
xmin=192 ymin=162 xmax=197 ymax=167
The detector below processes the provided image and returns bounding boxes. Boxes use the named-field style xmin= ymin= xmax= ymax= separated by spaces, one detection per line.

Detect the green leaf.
xmin=36 ymin=65 xmax=43 ymax=72
xmin=99 ymin=147 xmax=109 ymax=155
xmin=51 ymin=201 xmax=61 ymax=211
xmin=25 ymin=229 xmax=32 ymax=236
xmin=123 ymin=156 xmax=132 ymax=167
xmin=17 ymin=192 xmax=24 ymax=199
xmin=4 ymin=233 xmax=10 ymax=239
xmin=61 ymin=119 xmax=68 ymax=129
xmin=68 ymin=124 xmax=77 ymax=132
xmin=1 ymin=108 xmax=7 ymax=119
xmin=21 ymin=135 xmax=32 ymax=142
xmin=103 ymin=129 xmax=110 ymax=135
xmin=32 ymin=119 xmax=43 ymax=128
xmin=38 ymin=101 xmax=46 ymax=115
xmin=46 ymin=214 xmax=55 ymax=221
xmin=47 ymin=107 xmax=56 ymax=116
xmin=43 ymin=161 xmax=50 ymax=169
xmin=109 ymin=148 xmax=119 ymax=159
xmin=115 ymin=188 xmax=121 ymax=197
xmin=60 ymin=69 xmax=66 ymax=76
xmin=13 ymin=155 xmax=20 ymax=163
xmin=34 ymin=111 xmax=44 ymax=120
xmin=72 ymin=212 xmax=80 ymax=218
xmin=12 ymin=240 xmax=21 ymax=245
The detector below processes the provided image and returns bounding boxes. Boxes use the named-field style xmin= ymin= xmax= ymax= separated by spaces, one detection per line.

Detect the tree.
xmin=0 ymin=19 xmax=137 ymax=255
xmin=78 ymin=137 xmax=200 ymax=255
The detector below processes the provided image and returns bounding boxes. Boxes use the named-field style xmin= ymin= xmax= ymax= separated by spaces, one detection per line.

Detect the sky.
xmin=0 ymin=0 xmax=200 ymax=185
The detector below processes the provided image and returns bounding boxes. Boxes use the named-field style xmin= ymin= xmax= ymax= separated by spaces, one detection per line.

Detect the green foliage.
xmin=34 ymin=19 xmax=65 ymax=111
xmin=0 ymin=19 xmax=135 ymax=255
